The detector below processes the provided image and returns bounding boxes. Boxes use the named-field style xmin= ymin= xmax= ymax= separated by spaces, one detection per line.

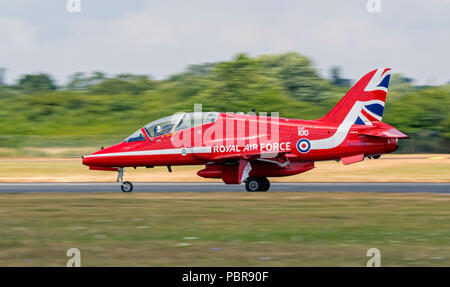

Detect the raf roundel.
xmin=296 ymin=139 xmax=311 ymax=153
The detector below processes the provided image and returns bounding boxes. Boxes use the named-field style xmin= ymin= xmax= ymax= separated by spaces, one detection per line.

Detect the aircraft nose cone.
xmin=82 ymin=154 xmax=97 ymax=166
xmin=82 ymin=155 xmax=89 ymax=166
xmin=82 ymin=144 xmax=121 ymax=167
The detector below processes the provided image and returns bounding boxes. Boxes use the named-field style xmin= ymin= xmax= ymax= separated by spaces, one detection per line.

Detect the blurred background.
xmin=0 ymin=0 xmax=449 ymax=267
xmin=0 ymin=0 xmax=448 ymax=158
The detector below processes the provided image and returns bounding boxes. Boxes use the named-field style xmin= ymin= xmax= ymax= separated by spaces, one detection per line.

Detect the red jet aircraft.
xmin=82 ymin=68 xmax=408 ymax=192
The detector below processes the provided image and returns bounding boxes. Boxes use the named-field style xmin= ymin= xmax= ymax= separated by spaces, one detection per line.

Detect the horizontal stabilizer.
xmin=359 ymin=127 xmax=409 ymax=138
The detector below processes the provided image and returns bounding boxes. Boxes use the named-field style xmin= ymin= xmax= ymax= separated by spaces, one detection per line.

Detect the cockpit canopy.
xmin=124 ymin=112 xmax=219 ymax=143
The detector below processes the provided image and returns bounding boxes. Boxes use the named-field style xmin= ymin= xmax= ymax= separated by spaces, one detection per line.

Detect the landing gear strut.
xmin=117 ymin=167 xmax=133 ymax=192
xmin=245 ymin=177 xmax=270 ymax=192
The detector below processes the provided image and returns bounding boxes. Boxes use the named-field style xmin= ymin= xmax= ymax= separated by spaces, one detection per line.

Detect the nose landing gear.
xmin=117 ymin=167 xmax=133 ymax=192
xmin=121 ymin=181 xmax=133 ymax=192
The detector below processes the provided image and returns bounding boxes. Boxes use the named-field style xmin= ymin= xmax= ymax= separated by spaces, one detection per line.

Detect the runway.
xmin=0 ymin=182 xmax=448 ymax=193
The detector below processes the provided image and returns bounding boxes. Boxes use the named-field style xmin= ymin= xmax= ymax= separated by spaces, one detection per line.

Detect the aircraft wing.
xmin=193 ymin=150 xmax=290 ymax=163
xmin=194 ymin=151 xmax=293 ymax=184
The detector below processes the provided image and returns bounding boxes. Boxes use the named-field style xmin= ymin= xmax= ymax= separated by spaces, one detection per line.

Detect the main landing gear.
xmin=245 ymin=177 xmax=270 ymax=192
xmin=117 ymin=167 xmax=133 ymax=192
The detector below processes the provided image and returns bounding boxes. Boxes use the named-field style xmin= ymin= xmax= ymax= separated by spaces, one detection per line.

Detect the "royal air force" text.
xmin=212 ymin=142 xmax=290 ymax=153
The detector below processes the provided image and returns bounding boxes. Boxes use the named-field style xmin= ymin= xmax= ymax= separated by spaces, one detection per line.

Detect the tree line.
xmin=0 ymin=53 xmax=448 ymax=153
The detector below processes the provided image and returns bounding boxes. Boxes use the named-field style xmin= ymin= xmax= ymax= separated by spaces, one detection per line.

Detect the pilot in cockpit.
xmin=153 ymin=125 xmax=163 ymax=136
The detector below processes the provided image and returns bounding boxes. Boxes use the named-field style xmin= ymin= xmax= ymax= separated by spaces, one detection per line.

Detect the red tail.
xmin=320 ymin=68 xmax=391 ymax=125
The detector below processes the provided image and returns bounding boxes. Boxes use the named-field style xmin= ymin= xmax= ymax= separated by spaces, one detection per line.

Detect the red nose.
xmin=82 ymin=149 xmax=106 ymax=166
xmin=82 ymin=154 xmax=102 ymax=166
xmin=82 ymin=154 xmax=113 ymax=168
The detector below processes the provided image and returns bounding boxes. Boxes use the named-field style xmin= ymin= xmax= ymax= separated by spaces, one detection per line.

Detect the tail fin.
xmin=320 ymin=68 xmax=391 ymax=125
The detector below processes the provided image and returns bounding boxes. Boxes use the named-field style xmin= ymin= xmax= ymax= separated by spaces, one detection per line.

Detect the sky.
xmin=0 ymin=0 xmax=449 ymax=85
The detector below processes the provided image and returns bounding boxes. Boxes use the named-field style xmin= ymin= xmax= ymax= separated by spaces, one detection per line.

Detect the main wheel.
xmin=121 ymin=181 xmax=133 ymax=192
xmin=260 ymin=177 xmax=270 ymax=191
xmin=245 ymin=177 xmax=261 ymax=192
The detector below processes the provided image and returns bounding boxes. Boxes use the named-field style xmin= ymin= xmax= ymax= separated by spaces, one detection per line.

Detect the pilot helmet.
xmin=154 ymin=125 xmax=162 ymax=134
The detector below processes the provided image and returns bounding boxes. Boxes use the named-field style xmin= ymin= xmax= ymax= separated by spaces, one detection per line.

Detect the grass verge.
xmin=0 ymin=192 xmax=449 ymax=266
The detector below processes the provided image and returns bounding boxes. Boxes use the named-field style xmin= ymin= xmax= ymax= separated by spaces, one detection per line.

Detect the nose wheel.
xmin=121 ymin=181 xmax=133 ymax=192
xmin=117 ymin=167 xmax=133 ymax=192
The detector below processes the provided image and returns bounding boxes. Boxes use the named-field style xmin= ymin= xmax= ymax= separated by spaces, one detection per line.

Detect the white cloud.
xmin=117 ymin=11 xmax=175 ymax=46
xmin=0 ymin=17 xmax=36 ymax=46
xmin=309 ymin=18 xmax=397 ymax=50
xmin=220 ymin=25 xmax=294 ymax=52
xmin=0 ymin=1 xmax=448 ymax=85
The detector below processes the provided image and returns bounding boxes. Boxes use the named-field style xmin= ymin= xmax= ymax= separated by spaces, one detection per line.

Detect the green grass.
xmin=1 ymin=192 xmax=449 ymax=266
